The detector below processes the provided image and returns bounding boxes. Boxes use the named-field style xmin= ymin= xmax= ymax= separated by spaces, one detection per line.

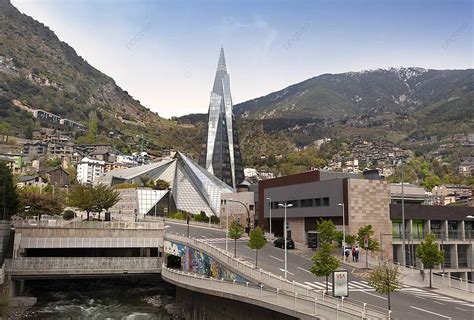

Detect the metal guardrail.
xmin=162 ymin=265 xmax=381 ymax=320
xmin=432 ymin=272 xmax=474 ymax=292
xmin=15 ymin=220 xmax=164 ymax=230
xmin=8 ymin=257 xmax=162 ymax=274
xmin=164 ymin=232 xmax=389 ymax=319
xmin=20 ymin=237 xmax=161 ymax=249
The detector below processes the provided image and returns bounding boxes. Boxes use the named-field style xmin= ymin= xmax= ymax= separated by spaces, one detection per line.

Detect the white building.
xmin=77 ymin=157 xmax=105 ymax=185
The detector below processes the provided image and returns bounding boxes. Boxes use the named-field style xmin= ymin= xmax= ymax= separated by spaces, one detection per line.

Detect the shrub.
xmin=63 ymin=209 xmax=75 ymax=220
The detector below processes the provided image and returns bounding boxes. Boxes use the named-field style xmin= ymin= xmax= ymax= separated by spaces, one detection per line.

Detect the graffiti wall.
xmin=164 ymin=240 xmax=248 ymax=283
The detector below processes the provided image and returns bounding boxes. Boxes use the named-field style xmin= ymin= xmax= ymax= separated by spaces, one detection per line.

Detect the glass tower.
xmin=199 ymin=48 xmax=244 ymax=189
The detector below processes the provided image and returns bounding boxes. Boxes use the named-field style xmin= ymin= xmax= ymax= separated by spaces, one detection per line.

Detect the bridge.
xmin=4 ymin=221 xmax=391 ymax=319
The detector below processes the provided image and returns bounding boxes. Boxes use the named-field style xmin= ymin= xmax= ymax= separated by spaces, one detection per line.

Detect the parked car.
xmin=273 ymin=237 xmax=295 ymax=249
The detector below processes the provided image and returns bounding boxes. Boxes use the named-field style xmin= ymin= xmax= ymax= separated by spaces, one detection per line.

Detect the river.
xmin=15 ymin=277 xmax=182 ymax=319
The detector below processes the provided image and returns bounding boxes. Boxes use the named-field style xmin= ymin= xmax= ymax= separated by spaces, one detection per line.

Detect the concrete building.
xmin=256 ymin=170 xmax=392 ymax=258
xmin=77 ymin=157 xmax=105 ymax=185
xmin=220 ymin=191 xmax=256 ymax=231
xmin=391 ymin=204 xmax=474 ymax=282
xmin=390 ymin=183 xmax=433 ymax=204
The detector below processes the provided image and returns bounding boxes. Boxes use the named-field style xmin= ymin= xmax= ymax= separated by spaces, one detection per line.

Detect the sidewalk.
xmin=295 ymin=242 xmax=474 ymax=303
xmin=340 ymin=254 xmax=474 ymax=303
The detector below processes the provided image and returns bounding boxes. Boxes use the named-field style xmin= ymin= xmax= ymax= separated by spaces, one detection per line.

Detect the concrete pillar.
xmin=442 ymin=220 xmax=448 ymax=240
xmin=459 ymin=221 xmax=465 ymax=240
xmin=450 ymin=244 xmax=458 ymax=269
xmin=423 ymin=220 xmax=431 ymax=238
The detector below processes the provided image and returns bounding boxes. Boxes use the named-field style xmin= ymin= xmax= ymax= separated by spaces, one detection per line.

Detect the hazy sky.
xmin=11 ymin=0 xmax=474 ymax=118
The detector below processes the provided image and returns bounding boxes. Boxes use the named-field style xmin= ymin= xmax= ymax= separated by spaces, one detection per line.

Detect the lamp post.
xmin=226 ymin=199 xmax=251 ymax=235
xmin=398 ymin=159 xmax=406 ymax=267
xmin=338 ymin=203 xmax=345 ymax=262
xmin=278 ymin=202 xmax=293 ymax=279
xmin=221 ymin=199 xmax=230 ymax=252
xmin=266 ymin=197 xmax=272 ymax=239
xmin=467 ymin=215 xmax=474 ymax=277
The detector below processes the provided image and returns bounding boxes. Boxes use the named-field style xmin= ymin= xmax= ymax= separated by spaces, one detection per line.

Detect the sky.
xmin=11 ymin=0 xmax=474 ymax=118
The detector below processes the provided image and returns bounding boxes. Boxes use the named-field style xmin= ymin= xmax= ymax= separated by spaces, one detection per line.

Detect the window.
xmin=300 ymin=199 xmax=313 ymax=207
xmin=287 ymin=200 xmax=299 ymax=208
xmin=314 ymin=198 xmax=321 ymax=207
xmin=322 ymin=197 xmax=330 ymax=206
xmin=249 ymin=205 xmax=254 ymax=211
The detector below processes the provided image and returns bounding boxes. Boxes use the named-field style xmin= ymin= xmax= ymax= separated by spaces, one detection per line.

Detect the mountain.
xmin=234 ymin=67 xmax=474 ymax=124
xmin=0 ymin=0 xmax=202 ymax=156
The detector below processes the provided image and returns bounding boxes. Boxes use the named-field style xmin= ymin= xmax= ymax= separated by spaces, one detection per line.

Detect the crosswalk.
xmin=304 ymin=280 xmax=376 ymax=292
xmin=400 ymin=287 xmax=474 ymax=308
xmin=202 ymin=237 xmax=249 ymax=243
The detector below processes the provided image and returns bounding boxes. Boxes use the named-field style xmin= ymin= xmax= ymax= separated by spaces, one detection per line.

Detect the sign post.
xmin=364 ymin=235 xmax=369 ymax=270
xmin=332 ymin=270 xmax=349 ymax=297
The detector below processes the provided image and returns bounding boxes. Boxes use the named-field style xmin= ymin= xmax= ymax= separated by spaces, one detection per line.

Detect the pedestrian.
xmin=352 ymin=246 xmax=356 ymax=262
xmin=344 ymin=247 xmax=350 ymax=260
xmin=355 ymin=246 xmax=360 ymax=262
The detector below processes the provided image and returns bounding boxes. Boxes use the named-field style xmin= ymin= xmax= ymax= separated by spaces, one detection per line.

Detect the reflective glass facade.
xmin=199 ymin=48 xmax=244 ymax=189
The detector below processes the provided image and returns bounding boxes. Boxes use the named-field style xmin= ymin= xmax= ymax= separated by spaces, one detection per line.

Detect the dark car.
xmin=273 ymin=237 xmax=295 ymax=249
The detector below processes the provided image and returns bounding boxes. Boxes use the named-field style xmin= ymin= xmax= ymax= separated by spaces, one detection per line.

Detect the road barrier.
xmin=165 ymin=232 xmax=389 ymax=319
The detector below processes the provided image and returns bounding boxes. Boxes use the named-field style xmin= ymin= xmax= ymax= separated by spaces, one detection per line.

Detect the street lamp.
xmin=400 ymin=159 xmax=406 ymax=267
xmin=226 ymin=199 xmax=251 ymax=235
xmin=278 ymin=202 xmax=293 ymax=279
xmin=221 ymin=198 xmax=230 ymax=252
xmin=266 ymin=197 xmax=272 ymax=239
xmin=466 ymin=215 xmax=474 ymax=277
xmin=338 ymin=203 xmax=345 ymax=262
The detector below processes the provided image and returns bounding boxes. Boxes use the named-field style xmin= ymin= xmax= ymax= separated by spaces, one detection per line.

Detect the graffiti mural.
xmin=164 ymin=240 xmax=247 ymax=283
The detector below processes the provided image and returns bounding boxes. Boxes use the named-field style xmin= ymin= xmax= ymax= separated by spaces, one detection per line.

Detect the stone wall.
xmin=287 ymin=218 xmax=305 ymax=243
xmin=347 ymin=179 xmax=392 ymax=260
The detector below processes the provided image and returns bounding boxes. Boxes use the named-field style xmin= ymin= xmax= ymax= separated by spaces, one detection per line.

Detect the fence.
xmin=432 ymin=272 xmax=474 ymax=293
xmin=162 ymin=265 xmax=387 ymax=320
xmin=164 ymin=232 xmax=389 ymax=319
xmin=8 ymin=257 xmax=162 ymax=274
xmin=15 ymin=220 xmax=164 ymax=230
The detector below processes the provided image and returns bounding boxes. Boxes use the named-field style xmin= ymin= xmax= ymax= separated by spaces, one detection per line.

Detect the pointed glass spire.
xmin=217 ymin=46 xmax=227 ymax=72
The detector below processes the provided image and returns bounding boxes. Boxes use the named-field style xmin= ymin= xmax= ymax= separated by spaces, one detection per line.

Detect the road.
xmin=165 ymin=221 xmax=473 ymax=320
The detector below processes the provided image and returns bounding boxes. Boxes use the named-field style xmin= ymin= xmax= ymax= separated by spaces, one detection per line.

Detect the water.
xmin=17 ymin=278 xmax=182 ymax=320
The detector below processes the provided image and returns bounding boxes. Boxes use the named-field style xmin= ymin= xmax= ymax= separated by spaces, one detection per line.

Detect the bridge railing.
xmin=162 ymin=265 xmax=386 ymax=320
xmin=164 ymin=232 xmax=389 ymax=319
xmin=7 ymin=257 xmax=162 ymax=274
xmin=14 ymin=220 xmax=164 ymax=230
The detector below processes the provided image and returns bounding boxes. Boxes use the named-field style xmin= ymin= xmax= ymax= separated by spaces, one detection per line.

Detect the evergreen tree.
xmin=0 ymin=161 xmax=19 ymax=219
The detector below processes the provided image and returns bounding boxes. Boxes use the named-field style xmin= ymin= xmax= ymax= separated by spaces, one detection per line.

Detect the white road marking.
xmin=409 ymin=306 xmax=451 ymax=319
xmin=433 ymin=301 xmax=445 ymax=305
xmin=269 ymin=255 xmax=283 ymax=262
xmin=455 ymin=307 xmax=468 ymax=312
xmin=305 ymin=281 xmax=326 ymax=290
xmin=278 ymin=268 xmax=295 ymax=275
xmin=361 ymin=291 xmax=387 ymax=300
xmin=297 ymin=266 xmax=312 ymax=274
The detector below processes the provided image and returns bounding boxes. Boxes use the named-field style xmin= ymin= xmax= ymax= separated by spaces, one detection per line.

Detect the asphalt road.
xmin=165 ymin=222 xmax=473 ymax=320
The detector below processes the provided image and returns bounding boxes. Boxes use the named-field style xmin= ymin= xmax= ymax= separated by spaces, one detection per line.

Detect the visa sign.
xmin=332 ymin=270 xmax=349 ymax=297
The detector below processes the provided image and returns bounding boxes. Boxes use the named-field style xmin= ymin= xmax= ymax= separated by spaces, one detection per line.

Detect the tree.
xmin=0 ymin=161 xmax=19 ymax=219
xmin=87 ymin=110 xmax=98 ymax=142
xmin=153 ymin=179 xmax=170 ymax=190
xmin=368 ymin=262 xmax=403 ymax=310
xmin=24 ymin=126 xmax=33 ymax=139
xmin=68 ymin=184 xmax=96 ymax=220
xmin=19 ymin=191 xmax=64 ymax=217
xmin=95 ymin=184 xmax=121 ymax=220
xmin=356 ymin=224 xmax=380 ymax=251
xmin=248 ymin=226 xmax=267 ymax=267
xmin=316 ymin=219 xmax=337 ymax=244
xmin=416 ymin=233 xmax=444 ymax=288
xmin=310 ymin=243 xmax=340 ymax=293
xmin=229 ymin=219 xmax=244 ymax=257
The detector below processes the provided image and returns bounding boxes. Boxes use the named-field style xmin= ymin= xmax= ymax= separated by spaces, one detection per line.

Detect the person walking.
xmin=352 ymin=246 xmax=356 ymax=262
xmin=355 ymin=246 xmax=360 ymax=263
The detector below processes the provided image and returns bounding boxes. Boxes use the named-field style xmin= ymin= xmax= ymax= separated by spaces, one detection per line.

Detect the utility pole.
xmin=401 ymin=159 xmax=406 ymax=267
xmin=278 ymin=202 xmax=293 ymax=279
xmin=266 ymin=197 xmax=272 ymax=239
